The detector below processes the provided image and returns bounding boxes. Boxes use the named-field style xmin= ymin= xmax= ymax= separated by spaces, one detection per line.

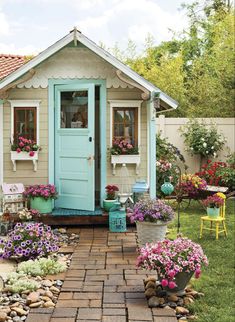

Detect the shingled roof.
xmin=0 ymin=54 xmax=26 ymax=80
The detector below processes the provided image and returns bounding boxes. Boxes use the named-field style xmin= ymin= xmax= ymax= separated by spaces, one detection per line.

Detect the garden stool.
xmin=200 ymin=202 xmax=227 ymax=240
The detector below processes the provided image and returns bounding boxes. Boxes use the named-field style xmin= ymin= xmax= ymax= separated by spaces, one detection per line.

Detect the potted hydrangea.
xmin=202 ymin=193 xmax=225 ymax=218
xmin=103 ymin=185 xmax=119 ymax=212
xmin=128 ymin=198 xmax=175 ymax=247
xmin=137 ymin=237 xmax=208 ymax=295
xmin=24 ymin=184 xmax=57 ymax=214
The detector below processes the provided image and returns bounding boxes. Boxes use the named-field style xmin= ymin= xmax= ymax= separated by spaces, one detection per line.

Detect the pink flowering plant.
xmin=0 ymin=223 xmax=59 ymax=260
xmin=24 ymin=184 xmax=58 ymax=200
xmin=202 ymin=193 xmax=224 ymax=208
xmin=137 ymin=237 xmax=208 ymax=289
xmin=11 ymin=136 xmax=40 ymax=157
xmin=128 ymin=198 xmax=175 ymax=223
xmin=111 ymin=138 xmax=139 ymax=155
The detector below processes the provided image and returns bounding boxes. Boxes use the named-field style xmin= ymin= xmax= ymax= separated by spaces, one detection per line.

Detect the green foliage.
xmin=180 ymin=119 xmax=225 ymax=157
xmin=216 ymin=166 xmax=235 ymax=191
xmin=17 ymin=257 xmax=66 ymax=277
xmin=112 ymin=0 xmax=234 ymax=117
xmin=156 ymin=133 xmax=187 ymax=197
xmin=156 ymin=133 xmax=186 ymax=164
xmin=6 ymin=272 xmax=39 ymax=293
xmin=226 ymin=152 xmax=235 ymax=167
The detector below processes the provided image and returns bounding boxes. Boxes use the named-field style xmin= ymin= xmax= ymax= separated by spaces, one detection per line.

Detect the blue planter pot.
xmin=207 ymin=207 xmax=220 ymax=218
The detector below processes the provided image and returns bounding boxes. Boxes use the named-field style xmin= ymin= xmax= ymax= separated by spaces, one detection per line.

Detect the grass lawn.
xmin=167 ymin=199 xmax=235 ymax=322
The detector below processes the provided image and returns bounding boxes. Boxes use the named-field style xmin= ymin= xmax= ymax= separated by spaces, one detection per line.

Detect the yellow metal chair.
xmin=200 ymin=201 xmax=227 ymax=240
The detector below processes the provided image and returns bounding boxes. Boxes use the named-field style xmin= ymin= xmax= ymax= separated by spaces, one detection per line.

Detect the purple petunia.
xmin=0 ymin=222 xmax=59 ymax=260
xmin=128 ymin=198 xmax=175 ymax=223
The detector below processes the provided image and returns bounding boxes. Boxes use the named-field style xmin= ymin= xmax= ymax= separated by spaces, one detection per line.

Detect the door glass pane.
xmin=61 ymin=91 xmax=88 ymax=128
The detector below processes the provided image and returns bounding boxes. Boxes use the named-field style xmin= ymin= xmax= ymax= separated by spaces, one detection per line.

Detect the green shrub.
xmin=17 ymin=257 xmax=66 ymax=277
xmin=180 ymin=119 xmax=225 ymax=158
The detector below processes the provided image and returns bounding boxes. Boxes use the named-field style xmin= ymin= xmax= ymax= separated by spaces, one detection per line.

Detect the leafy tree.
xmin=111 ymin=0 xmax=234 ymax=117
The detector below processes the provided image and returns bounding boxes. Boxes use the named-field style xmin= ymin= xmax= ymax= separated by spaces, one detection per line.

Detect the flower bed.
xmin=0 ymin=223 xmax=59 ymax=260
xmin=0 ymin=228 xmax=79 ymax=321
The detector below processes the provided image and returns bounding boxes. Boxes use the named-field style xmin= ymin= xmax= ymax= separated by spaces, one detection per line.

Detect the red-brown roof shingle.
xmin=0 ymin=54 xmax=27 ymax=80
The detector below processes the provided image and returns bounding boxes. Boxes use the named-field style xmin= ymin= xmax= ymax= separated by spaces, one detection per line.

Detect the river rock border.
xmin=144 ymin=277 xmax=205 ymax=321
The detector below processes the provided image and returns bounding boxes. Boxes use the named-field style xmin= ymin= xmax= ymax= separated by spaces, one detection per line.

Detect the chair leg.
xmin=200 ymin=220 xmax=203 ymax=238
xmin=222 ymin=221 xmax=227 ymax=237
xmin=210 ymin=221 xmax=213 ymax=234
xmin=216 ymin=223 xmax=219 ymax=240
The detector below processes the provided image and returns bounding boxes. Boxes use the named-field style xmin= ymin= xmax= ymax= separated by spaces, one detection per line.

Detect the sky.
xmin=0 ymin=0 xmax=195 ymax=55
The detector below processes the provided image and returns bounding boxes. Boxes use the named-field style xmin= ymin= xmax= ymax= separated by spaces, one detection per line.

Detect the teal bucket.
xmin=207 ymin=207 xmax=220 ymax=218
xmin=30 ymin=197 xmax=52 ymax=214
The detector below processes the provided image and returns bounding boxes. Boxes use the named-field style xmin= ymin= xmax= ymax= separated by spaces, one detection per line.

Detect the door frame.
xmin=48 ymin=79 xmax=107 ymax=208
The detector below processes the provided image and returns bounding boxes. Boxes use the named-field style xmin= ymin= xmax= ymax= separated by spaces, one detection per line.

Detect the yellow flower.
xmin=216 ymin=192 xmax=226 ymax=199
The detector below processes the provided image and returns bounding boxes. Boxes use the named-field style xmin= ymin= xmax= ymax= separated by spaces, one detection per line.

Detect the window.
xmin=9 ymin=100 xmax=40 ymax=144
xmin=113 ymin=107 xmax=138 ymax=146
xmin=14 ymin=107 xmax=37 ymax=142
xmin=109 ymin=100 xmax=142 ymax=147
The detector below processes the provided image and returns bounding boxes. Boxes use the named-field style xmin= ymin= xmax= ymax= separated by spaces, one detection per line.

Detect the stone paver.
xmin=26 ymin=228 xmax=177 ymax=322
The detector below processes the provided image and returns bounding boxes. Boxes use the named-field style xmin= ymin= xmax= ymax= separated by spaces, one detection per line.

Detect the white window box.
xmin=111 ymin=154 xmax=140 ymax=175
xmin=11 ymin=151 xmax=39 ymax=172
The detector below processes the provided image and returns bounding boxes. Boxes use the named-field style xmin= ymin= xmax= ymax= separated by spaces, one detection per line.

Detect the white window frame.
xmin=9 ymin=100 xmax=41 ymax=144
xmin=109 ymin=100 xmax=142 ymax=148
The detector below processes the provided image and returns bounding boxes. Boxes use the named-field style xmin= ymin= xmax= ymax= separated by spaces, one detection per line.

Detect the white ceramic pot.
xmin=136 ymin=221 xmax=168 ymax=247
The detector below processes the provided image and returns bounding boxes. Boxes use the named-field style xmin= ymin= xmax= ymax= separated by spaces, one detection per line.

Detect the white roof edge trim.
xmin=0 ymin=30 xmax=178 ymax=109
xmin=0 ymin=33 xmax=73 ymax=90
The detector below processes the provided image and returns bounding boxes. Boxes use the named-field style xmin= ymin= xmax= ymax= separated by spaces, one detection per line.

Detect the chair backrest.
xmin=219 ymin=202 xmax=226 ymax=218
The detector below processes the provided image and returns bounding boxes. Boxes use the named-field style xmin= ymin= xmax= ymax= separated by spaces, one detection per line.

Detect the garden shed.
xmin=0 ymin=28 xmax=178 ymax=213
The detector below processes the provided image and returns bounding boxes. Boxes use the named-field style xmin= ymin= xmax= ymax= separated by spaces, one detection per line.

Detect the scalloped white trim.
xmin=17 ymin=48 xmax=133 ymax=89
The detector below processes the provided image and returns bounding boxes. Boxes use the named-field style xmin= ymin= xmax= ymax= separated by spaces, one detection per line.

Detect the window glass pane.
xmin=114 ymin=110 xmax=124 ymax=122
xmin=113 ymin=107 xmax=137 ymax=146
xmin=114 ymin=124 xmax=124 ymax=137
xmin=61 ymin=91 xmax=88 ymax=128
xmin=15 ymin=108 xmax=36 ymax=142
xmin=125 ymin=110 xmax=135 ymax=123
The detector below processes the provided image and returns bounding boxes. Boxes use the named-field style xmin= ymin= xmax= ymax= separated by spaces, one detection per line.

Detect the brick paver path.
xmin=26 ymin=228 xmax=177 ymax=322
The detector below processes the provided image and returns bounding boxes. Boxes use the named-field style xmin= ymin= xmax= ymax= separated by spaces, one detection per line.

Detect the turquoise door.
xmin=54 ymin=84 xmax=95 ymax=211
